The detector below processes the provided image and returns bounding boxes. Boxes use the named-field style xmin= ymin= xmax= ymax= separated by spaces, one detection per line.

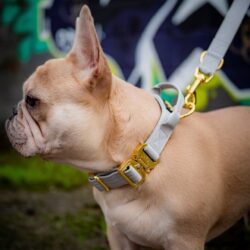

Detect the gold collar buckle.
xmin=118 ymin=144 xmax=160 ymax=188
xmin=132 ymin=144 xmax=159 ymax=173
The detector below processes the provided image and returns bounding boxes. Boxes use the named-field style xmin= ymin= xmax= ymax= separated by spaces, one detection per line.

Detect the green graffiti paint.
xmin=195 ymin=76 xmax=220 ymax=111
xmin=151 ymin=62 xmax=161 ymax=85
xmin=196 ymin=74 xmax=250 ymax=110
xmin=151 ymin=60 xmax=165 ymax=86
xmin=106 ymin=55 xmax=124 ymax=79
xmin=37 ymin=0 xmax=65 ymax=59
xmin=2 ymin=0 xmax=48 ymax=62
xmin=240 ymin=100 xmax=250 ymax=105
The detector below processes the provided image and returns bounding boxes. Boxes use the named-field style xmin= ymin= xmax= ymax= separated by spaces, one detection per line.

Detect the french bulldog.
xmin=5 ymin=5 xmax=250 ymax=250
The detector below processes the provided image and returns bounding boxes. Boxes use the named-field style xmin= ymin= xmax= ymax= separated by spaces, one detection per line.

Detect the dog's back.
xmin=203 ymin=106 xmax=250 ymax=239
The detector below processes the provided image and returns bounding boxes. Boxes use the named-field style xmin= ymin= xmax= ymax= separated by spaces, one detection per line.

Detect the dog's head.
xmin=5 ymin=6 xmax=114 ymax=170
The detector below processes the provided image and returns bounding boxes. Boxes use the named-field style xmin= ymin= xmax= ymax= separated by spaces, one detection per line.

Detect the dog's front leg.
xmin=164 ymin=235 xmax=205 ymax=250
xmin=107 ymin=223 xmax=140 ymax=250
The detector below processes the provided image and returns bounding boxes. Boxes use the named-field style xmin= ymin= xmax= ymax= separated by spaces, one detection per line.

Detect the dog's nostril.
xmin=12 ymin=106 xmax=18 ymax=116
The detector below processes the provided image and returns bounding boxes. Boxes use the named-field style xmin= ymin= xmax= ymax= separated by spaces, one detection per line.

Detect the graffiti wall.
xmin=2 ymin=0 xmax=250 ymax=110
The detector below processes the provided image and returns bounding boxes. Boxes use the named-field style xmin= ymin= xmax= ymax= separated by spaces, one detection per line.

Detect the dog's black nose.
xmin=12 ymin=106 xmax=18 ymax=116
xmin=9 ymin=106 xmax=18 ymax=120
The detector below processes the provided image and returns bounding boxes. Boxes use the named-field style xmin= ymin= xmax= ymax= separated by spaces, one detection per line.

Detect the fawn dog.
xmin=5 ymin=5 xmax=250 ymax=250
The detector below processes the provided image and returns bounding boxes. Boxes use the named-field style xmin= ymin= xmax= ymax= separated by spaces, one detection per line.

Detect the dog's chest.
xmin=99 ymin=194 xmax=173 ymax=247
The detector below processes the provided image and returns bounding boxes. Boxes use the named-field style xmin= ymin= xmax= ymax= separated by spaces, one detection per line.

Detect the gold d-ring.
xmin=200 ymin=51 xmax=224 ymax=70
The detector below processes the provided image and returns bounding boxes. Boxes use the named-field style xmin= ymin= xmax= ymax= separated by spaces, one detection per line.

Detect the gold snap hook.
xmin=180 ymin=93 xmax=196 ymax=118
xmin=180 ymin=51 xmax=224 ymax=119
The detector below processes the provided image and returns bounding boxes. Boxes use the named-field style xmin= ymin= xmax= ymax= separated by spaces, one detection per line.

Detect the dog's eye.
xmin=25 ymin=95 xmax=39 ymax=108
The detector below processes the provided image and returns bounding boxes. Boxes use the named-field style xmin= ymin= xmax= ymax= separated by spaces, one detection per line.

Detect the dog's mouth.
xmin=5 ymin=114 xmax=40 ymax=157
xmin=5 ymin=118 xmax=28 ymax=154
xmin=6 ymin=117 xmax=26 ymax=141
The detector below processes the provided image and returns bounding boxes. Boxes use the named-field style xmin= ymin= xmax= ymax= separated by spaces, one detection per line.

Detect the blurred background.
xmin=0 ymin=0 xmax=250 ymax=249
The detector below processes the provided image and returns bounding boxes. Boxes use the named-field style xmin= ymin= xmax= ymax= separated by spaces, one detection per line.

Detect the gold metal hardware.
xmin=92 ymin=175 xmax=110 ymax=192
xmin=118 ymin=144 xmax=159 ymax=188
xmin=180 ymin=51 xmax=224 ymax=119
xmin=132 ymin=144 xmax=159 ymax=173
xmin=118 ymin=159 xmax=146 ymax=188
xmin=181 ymin=93 xmax=196 ymax=119
xmin=164 ymin=100 xmax=173 ymax=112
xmin=90 ymin=144 xmax=160 ymax=191
xmin=200 ymin=51 xmax=224 ymax=70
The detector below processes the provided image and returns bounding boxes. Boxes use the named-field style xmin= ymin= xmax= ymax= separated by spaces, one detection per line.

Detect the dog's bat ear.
xmin=68 ymin=5 xmax=112 ymax=99
xmin=69 ymin=5 xmax=100 ymax=71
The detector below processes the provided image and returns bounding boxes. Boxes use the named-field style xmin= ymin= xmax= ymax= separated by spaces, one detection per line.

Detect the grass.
xmin=0 ymin=203 xmax=108 ymax=250
xmin=0 ymin=150 xmax=88 ymax=191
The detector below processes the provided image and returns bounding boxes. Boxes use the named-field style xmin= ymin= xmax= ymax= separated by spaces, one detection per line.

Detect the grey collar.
xmin=89 ymin=83 xmax=184 ymax=192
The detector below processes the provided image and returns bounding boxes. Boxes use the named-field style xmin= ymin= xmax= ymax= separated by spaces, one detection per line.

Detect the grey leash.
xmin=182 ymin=0 xmax=250 ymax=118
xmin=199 ymin=0 xmax=250 ymax=76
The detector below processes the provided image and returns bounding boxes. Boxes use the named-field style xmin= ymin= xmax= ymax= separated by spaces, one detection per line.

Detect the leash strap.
xmin=89 ymin=84 xmax=184 ymax=191
xmin=199 ymin=0 xmax=250 ymax=76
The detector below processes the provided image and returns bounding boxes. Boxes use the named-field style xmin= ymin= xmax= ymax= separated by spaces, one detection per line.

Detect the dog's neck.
xmin=103 ymin=76 xmax=161 ymax=169
xmin=67 ymin=76 xmax=161 ymax=173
